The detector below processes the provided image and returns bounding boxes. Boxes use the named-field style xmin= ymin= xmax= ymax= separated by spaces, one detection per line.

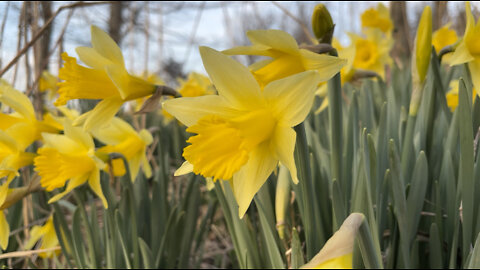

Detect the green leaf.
xmin=458 ymin=78 xmax=475 ymax=263
xmin=429 ymin=223 xmax=443 ymax=268
xmin=290 ymin=228 xmax=304 ymax=268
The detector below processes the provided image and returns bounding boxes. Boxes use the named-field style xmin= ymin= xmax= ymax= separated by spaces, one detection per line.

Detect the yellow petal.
xmin=315 ymin=98 xmax=329 ymax=114
xmin=199 ymin=46 xmax=263 ymax=110
xmin=175 ymin=161 xmax=194 ymax=176
xmin=222 ymin=44 xmax=274 ymax=57
xmin=272 ymin=126 xmax=298 ymax=184
xmin=92 ymin=117 xmax=136 ymax=145
xmin=127 ymin=153 xmax=142 ymax=181
xmin=0 ymin=113 xmax=25 ymax=131
xmin=263 ymin=70 xmax=321 ymax=127
xmin=105 ymin=65 xmax=155 ymax=100
xmin=246 ymin=29 xmax=299 ymax=55
xmin=87 ymin=170 xmax=108 ymax=208
xmin=449 ymin=40 xmax=474 ymax=65
xmin=90 ymin=25 xmax=125 ymax=67
xmin=300 ymin=50 xmax=346 ymax=81
xmin=0 ymin=182 xmax=9 ymax=206
xmin=76 ymin=46 xmax=115 ymax=70
xmin=141 ymin=154 xmax=152 ymax=178
xmin=56 ymin=52 xmax=120 ymax=106
xmin=63 ymin=120 xmax=94 ymax=151
xmin=162 ymin=95 xmax=238 ymax=127
xmin=76 ymin=96 xmax=124 ymax=131
xmin=233 ymin=141 xmax=277 ymax=218
xmin=301 ymin=213 xmax=365 ymax=269
xmin=5 ymin=123 xmax=36 ymax=150
xmin=0 ymin=80 xmax=35 ymax=120
xmin=0 ymin=129 xmax=19 ymax=152
xmin=0 ymin=211 xmax=9 ymax=250
xmin=469 ymin=60 xmax=480 ymax=97
xmin=41 ymin=133 xmax=85 ymax=155
xmin=48 ymin=174 xmax=88 ymax=204
xmin=24 ymin=225 xmax=43 ymax=250
xmin=252 ymin=54 xmax=305 ymax=88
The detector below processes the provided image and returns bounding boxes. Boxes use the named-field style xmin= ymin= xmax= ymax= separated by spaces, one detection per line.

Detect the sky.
xmin=0 ymin=1 xmax=474 ymax=90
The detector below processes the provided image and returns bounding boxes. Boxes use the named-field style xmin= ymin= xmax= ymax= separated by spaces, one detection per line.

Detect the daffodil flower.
xmin=360 ymin=3 xmax=393 ymax=34
xmin=164 ymin=47 xmax=329 ymax=218
xmin=0 ymin=80 xmax=60 ymax=146
xmin=445 ymin=79 xmax=475 ymax=112
xmin=56 ymin=25 xmax=156 ymax=131
xmin=347 ymin=28 xmax=393 ymax=79
xmin=34 ymin=121 xmax=108 ymax=208
xmin=432 ymin=23 xmax=458 ymax=54
xmin=222 ymin=29 xmax=345 ymax=88
xmin=0 ymin=80 xmax=60 ymax=181
xmin=39 ymin=70 xmax=59 ymax=101
xmin=301 ymin=213 xmax=365 ymax=269
xmin=24 ymin=216 xmax=60 ymax=258
xmin=93 ymin=117 xmax=153 ymax=181
xmin=449 ymin=2 xmax=480 ymax=97
xmin=161 ymin=72 xmax=215 ymax=125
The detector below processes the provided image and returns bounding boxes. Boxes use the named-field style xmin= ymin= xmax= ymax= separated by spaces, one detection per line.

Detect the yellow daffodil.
xmin=178 ymin=72 xmax=214 ymax=97
xmin=56 ymin=25 xmax=156 ymax=131
xmin=361 ymin=3 xmax=393 ymax=34
xmin=445 ymin=79 xmax=475 ymax=111
xmin=161 ymin=72 xmax=215 ymax=125
xmin=222 ymin=29 xmax=346 ymax=88
xmin=432 ymin=23 xmax=458 ymax=53
xmin=34 ymin=121 xmax=108 ymax=208
xmin=164 ymin=47 xmax=331 ymax=218
xmin=409 ymin=5 xmax=432 ymax=116
xmin=449 ymin=2 xmax=480 ymax=97
xmin=0 ymin=127 xmax=36 ymax=181
xmin=39 ymin=70 xmax=59 ymax=101
xmin=93 ymin=117 xmax=153 ymax=181
xmin=348 ymin=28 xmax=393 ymax=79
xmin=301 ymin=213 xmax=365 ymax=269
xmin=0 ymin=80 xmax=60 ymax=145
xmin=25 ymin=216 xmax=60 ymax=258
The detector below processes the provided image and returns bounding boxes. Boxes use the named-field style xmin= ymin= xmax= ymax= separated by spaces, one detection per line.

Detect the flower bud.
xmin=311 ymin=4 xmax=334 ymax=43
xmin=409 ymin=5 xmax=432 ymax=116
xmin=275 ymin=165 xmax=291 ymax=240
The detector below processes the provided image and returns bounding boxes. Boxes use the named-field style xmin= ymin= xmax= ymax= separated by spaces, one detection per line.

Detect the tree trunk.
xmin=108 ymin=2 xmax=124 ymax=45
xmin=390 ymin=1 xmax=411 ymax=61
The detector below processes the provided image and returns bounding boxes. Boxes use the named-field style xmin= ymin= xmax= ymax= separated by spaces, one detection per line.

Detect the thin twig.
xmin=0 ymin=247 xmax=61 ymax=260
xmin=271 ymin=1 xmax=316 ymax=44
xmin=0 ymin=1 xmax=110 ymax=78
xmin=26 ymin=8 xmax=74 ymax=96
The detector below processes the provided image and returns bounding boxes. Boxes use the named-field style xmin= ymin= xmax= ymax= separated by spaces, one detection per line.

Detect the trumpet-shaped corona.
xmin=34 ymin=121 xmax=108 ymax=208
xmin=361 ymin=3 xmax=393 ymax=34
xmin=164 ymin=47 xmax=342 ymax=217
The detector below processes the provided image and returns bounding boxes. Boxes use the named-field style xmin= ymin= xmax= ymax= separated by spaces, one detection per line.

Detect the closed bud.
xmin=311 ymin=4 xmax=334 ymax=44
xmin=275 ymin=165 xmax=291 ymax=240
